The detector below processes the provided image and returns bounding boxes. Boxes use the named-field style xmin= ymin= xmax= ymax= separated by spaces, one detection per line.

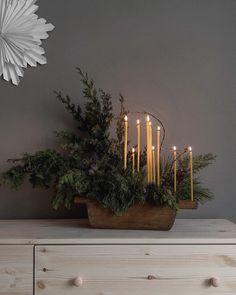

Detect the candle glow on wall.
xmin=123 ymin=113 xmax=194 ymax=201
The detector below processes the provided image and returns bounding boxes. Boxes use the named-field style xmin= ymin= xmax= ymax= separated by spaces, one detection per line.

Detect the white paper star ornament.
xmin=0 ymin=0 xmax=54 ymax=85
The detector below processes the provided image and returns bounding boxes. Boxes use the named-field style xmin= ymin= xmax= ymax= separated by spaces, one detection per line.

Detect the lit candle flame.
xmin=124 ymin=115 xmax=128 ymax=121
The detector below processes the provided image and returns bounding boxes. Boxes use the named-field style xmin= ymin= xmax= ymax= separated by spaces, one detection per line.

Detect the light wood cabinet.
xmin=0 ymin=246 xmax=33 ymax=295
xmin=35 ymin=245 xmax=236 ymax=295
xmin=0 ymin=219 xmax=236 ymax=295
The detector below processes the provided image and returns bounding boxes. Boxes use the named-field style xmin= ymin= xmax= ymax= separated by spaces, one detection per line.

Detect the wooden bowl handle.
xmin=73 ymin=276 xmax=83 ymax=287
xmin=210 ymin=277 xmax=220 ymax=287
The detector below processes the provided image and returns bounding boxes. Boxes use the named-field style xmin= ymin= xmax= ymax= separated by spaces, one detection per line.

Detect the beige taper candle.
xmin=188 ymin=146 xmax=194 ymax=201
xmin=173 ymin=146 xmax=177 ymax=193
xmin=146 ymin=116 xmax=150 ymax=182
xmin=149 ymin=121 xmax=153 ymax=183
xmin=124 ymin=115 xmax=128 ymax=170
xmin=132 ymin=147 xmax=135 ymax=175
xmin=157 ymin=126 xmax=161 ymax=186
xmin=152 ymin=146 xmax=156 ymax=184
xmin=136 ymin=119 xmax=141 ymax=172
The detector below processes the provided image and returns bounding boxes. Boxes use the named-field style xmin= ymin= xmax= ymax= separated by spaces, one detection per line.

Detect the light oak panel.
xmin=0 ymin=219 xmax=236 ymax=245
xmin=0 ymin=245 xmax=33 ymax=295
xmin=35 ymin=245 xmax=236 ymax=295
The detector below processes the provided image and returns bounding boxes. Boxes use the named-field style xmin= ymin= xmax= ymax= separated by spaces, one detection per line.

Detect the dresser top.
xmin=0 ymin=219 xmax=235 ymax=245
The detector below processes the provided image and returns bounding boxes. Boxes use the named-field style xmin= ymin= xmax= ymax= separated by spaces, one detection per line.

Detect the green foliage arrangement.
xmin=0 ymin=69 xmax=216 ymax=215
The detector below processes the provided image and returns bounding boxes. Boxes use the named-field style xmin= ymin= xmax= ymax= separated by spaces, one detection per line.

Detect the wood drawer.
xmin=35 ymin=245 xmax=236 ymax=295
xmin=0 ymin=245 xmax=33 ymax=295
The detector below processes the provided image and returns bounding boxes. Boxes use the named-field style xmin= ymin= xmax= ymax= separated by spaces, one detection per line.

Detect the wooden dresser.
xmin=0 ymin=219 xmax=236 ymax=295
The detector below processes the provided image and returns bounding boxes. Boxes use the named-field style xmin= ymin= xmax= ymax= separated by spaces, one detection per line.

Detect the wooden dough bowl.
xmin=75 ymin=197 xmax=198 ymax=231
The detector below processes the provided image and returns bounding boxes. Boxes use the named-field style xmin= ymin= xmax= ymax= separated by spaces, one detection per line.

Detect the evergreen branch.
xmin=54 ymin=91 xmax=83 ymax=122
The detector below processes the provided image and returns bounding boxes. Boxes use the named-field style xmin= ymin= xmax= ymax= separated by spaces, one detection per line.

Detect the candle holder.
xmin=123 ymin=111 xmax=198 ymax=208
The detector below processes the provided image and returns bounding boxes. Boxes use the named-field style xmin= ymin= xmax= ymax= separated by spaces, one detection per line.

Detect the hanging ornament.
xmin=0 ymin=0 xmax=54 ymax=85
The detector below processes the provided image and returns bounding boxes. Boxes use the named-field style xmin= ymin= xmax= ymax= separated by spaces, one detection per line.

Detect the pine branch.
xmin=54 ymin=91 xmax=83 ymax=123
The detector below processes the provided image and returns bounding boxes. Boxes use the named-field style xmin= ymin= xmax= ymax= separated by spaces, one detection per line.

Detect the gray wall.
xmin=0 ymin=0 xmax=236 ymax=221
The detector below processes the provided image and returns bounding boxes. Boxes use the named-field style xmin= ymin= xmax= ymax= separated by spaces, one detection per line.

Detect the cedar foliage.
xmin=0 ymin=69 xmax=216 ymax=214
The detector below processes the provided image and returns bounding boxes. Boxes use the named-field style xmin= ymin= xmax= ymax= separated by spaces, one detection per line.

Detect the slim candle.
xmin=157 ymin=126 xmax=161 ymax=186
xmin=149 ymin=121 xmax=153 ymax=183
xmin=152 ymin=146 xmax=156 ymax=184
xmin=146 ymin=116 xmax=150 ymax=182
xmin=173 ymin=146 xmax=177 ymax=193
xmin=124 ymin=115 xmax=128 ymax=170
xmin=132 ymin=147 xmax=135 ymax=175
xmin=188 ymin=146 xmax=194 ymax=201
xmin=136 ymin=119 xmax=141 ymax=172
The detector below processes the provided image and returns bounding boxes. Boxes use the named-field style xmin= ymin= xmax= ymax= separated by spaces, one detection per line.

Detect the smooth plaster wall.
xmin=0 ymin=0 xmax=235 ymax=221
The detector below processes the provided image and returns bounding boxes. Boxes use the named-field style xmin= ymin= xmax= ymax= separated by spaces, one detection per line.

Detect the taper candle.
xmin=149 ymin=121 xmax=153 ymax=183
xmin=173 ymin=146 xmax=177 ymax=193
xmin=188 ymin=146 xmax=194 ymax=201
xmin=152 ymin=146 xmax=156 ymax=184
xmin=132 ymin=147 xmax=135 ymax=175
xmin=146 ymin=116 xmax=150 ymax=182
xmin=124 ymin=115 xmax=128 ymax=170
xmin=136 ymin=119 xmax=141 ymax=172
xmin=157 ymin=126 xmax=161 ymax=186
